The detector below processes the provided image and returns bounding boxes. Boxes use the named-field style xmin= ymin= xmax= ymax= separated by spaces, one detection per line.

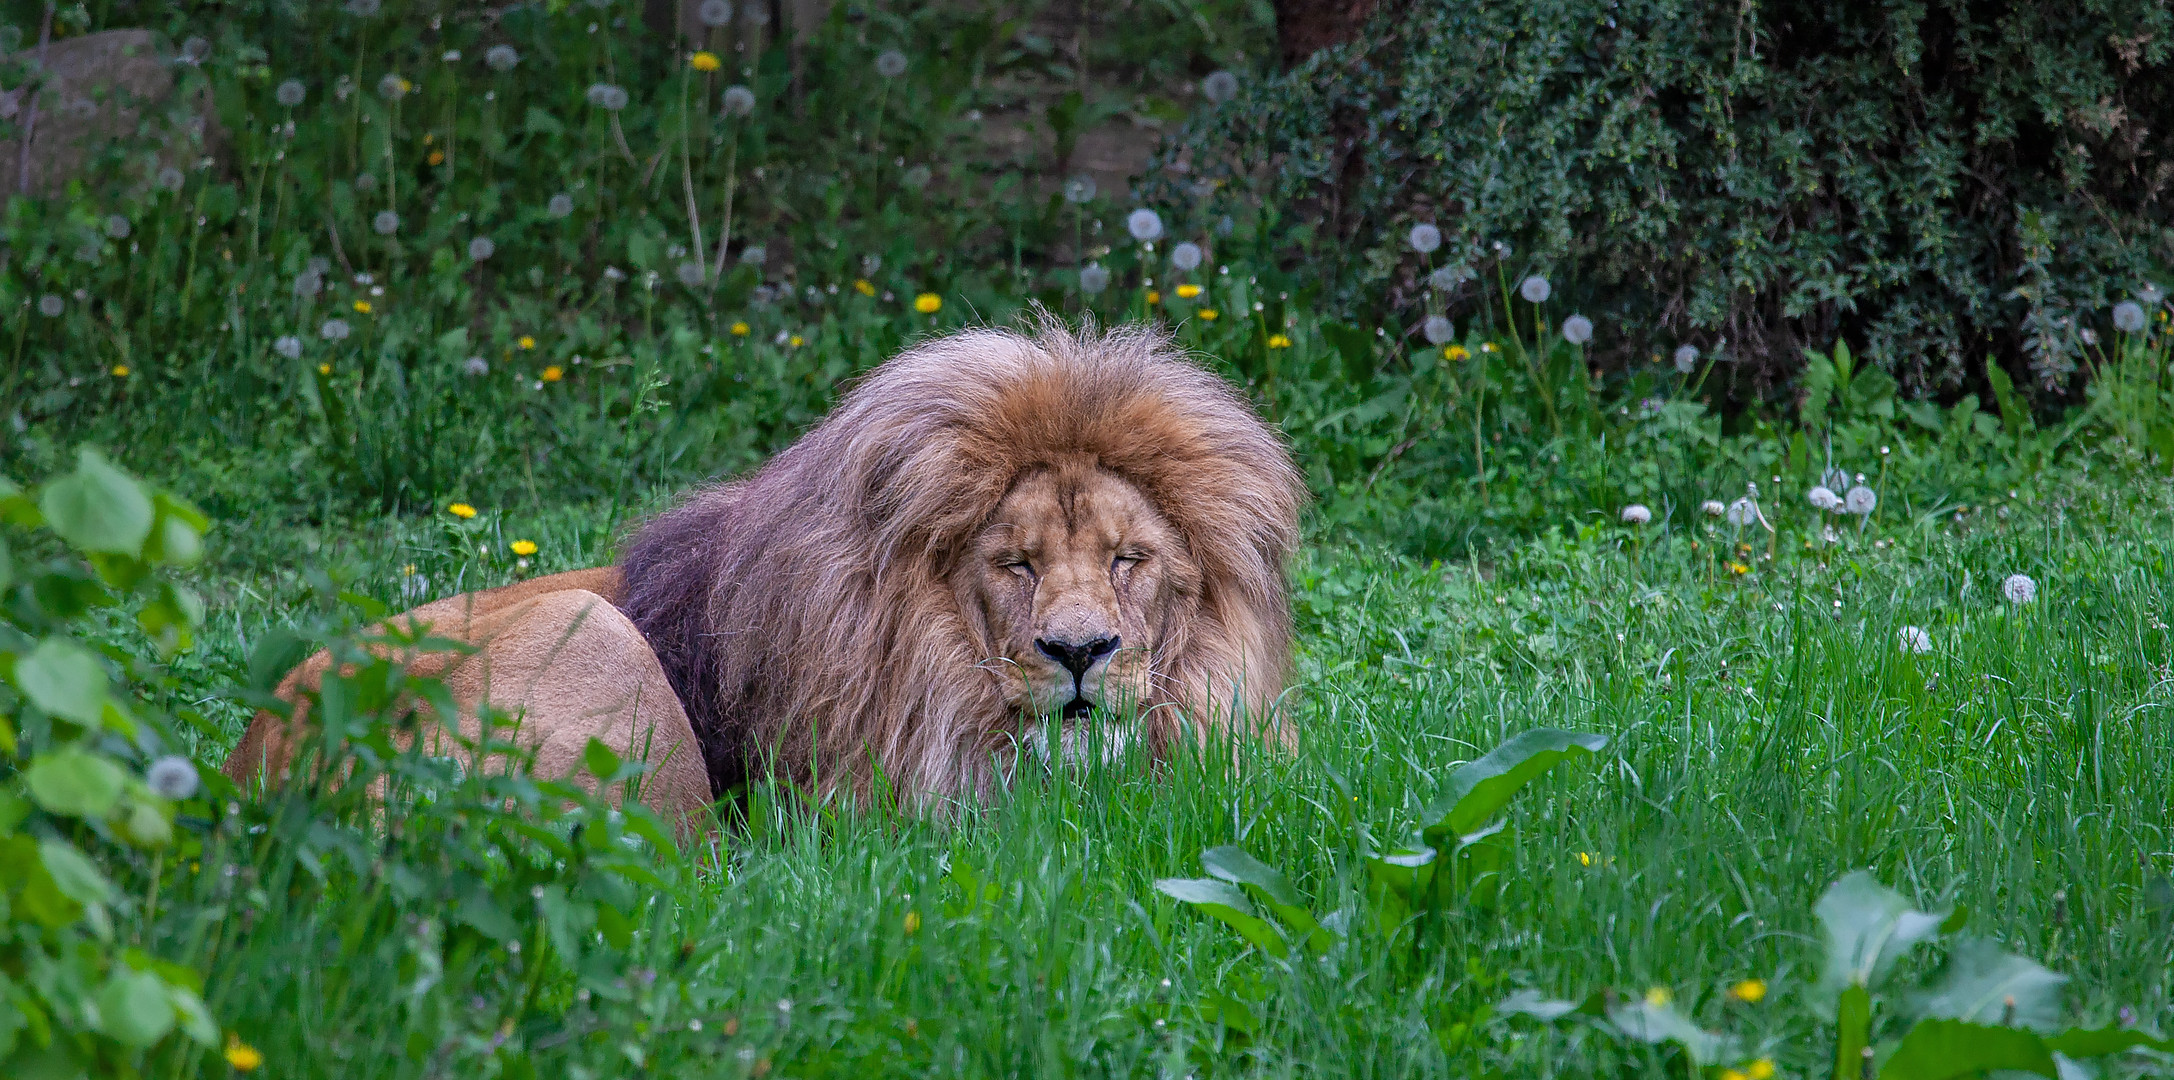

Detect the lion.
xmin=223 ymin=320 xmax=1305 ymax=821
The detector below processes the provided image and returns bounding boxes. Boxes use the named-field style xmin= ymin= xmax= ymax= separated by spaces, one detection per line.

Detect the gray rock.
xmin=1 ymin=29 xmax=220 ymax=199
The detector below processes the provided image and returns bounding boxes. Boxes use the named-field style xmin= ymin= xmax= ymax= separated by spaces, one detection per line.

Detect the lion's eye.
xmin=1112 ymin=552 xmax=1147 ymax=571
xmin=1001 ymin=559 xmax=1035 ymax=580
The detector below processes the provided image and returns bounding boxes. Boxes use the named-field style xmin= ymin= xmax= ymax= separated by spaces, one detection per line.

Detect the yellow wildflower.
xmin=427 ymin=150 xmax=444 ymax=166
xmin=224 ymin=1034 xmax=263 ymax=1072
xmin=1576 ymin=851 xmax=1595 ymax=866
xmin=518 ymin=335 xmax=536 ymax=349
xmin=1266 ymin=333 xmax=1292 ymax=349
xmin=448 ymin=503 xmax=478 ymax=519
xmin=1746 ymin=1059 xmax=1775 ymax=1080
xmin=509 ymin=539 xmax=537 ymax=556
xmin=397 ymin=78 xmax=413 ymax=94
xmin=541 ymin=365 xmax=564 ymax=382
xmin=1730 ymin=979 xmax=1768 ymax=1003
xmin=318 ymin=363 xmax=332 ymax=375
xmin=1643 ymin=986 xmax=1672 ymax=1007
xmin=1146 ymin=290 xmax=1161 ymax=305
xmin=731 ymin=321 xmax=750 ymax=336
xmin=1482 ymin=341 xmax=1498 ymax=352
xmin=353 ymin=300 xmax=372 ymax=314
xmin=1175 ymin=283 xmax=1203 ymax=299
xmin=854 ymin=279 xmax=876 ymax=296
xmin=1197 ymin=308 xmax=1219 ymax=321
xmin=788 ymin=335 xmax=804 ymax=348
xmin=111 ymin=364 xmax=131 ymax=377
xmin=1727 ymin=561 xmax=1750 ymax=575
xmin=690 ymin=51 xmax=722 ymax=72
xmin=914 ymin=292 xmax=942 ymax=314
xmin=1445 ymin=345 xmax=1471 ymax=361
xmin=1722 ymin=1071 xmax=1747 ymax=1080
xmin=903 ymin=911 xmax=921 ymax=935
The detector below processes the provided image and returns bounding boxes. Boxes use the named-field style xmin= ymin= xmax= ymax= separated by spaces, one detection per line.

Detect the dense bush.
xmin=1170 ymin=0 xmax=2174 ymax=404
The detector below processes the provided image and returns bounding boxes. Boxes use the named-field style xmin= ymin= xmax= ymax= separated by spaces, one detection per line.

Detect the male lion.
xmin=223 ymin=321 xmax=1305 ymax=820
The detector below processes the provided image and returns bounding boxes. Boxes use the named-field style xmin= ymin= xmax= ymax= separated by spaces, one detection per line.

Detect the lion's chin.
xmin=1020 ymin=717 xmax=1138 ymax=767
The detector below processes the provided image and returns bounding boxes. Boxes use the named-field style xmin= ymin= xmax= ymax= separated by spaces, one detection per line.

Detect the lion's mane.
xmin=615 ymin=320 xmax=1305 ymax=801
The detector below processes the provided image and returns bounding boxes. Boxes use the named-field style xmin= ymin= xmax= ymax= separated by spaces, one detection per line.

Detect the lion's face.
xmin=958 ymin=459 xmax=1200 ymax=751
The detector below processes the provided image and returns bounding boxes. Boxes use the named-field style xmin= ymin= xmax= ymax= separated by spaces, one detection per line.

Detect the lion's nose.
xmin=1035 ymin=635 xmax=1120 ymax=678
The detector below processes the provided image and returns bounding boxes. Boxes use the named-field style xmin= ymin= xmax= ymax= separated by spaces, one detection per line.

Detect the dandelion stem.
xmin=709 ymin=139 xmax=739 ymax=289
xmin=679 ymin=64 xmax=706 ymax=279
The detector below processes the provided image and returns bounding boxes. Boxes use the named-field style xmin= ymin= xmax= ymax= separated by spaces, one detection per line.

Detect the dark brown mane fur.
xmin=614 ymin=319 xmax=1305 ymax=802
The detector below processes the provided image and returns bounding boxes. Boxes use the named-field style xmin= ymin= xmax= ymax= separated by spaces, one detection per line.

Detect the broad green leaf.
xmin=170 ymin=986 xmax=219 ymax=1046
xmin=1203 ymin=846 xmax=1333 ymax=952
xmin=95 ymin=969 xmax=177 ymax=1048
xmin=2043 ymin=1025 xmax=2174 ymax=1056
xmin=1907 ymin=937 xmax=2067 ymax=1032
xmin=455 ymin=887 xmax=519 ymax=942
xmin=1421 ymin=729 xmax=1607 ymax=839
xmin=1834 ymin=984 xmax=1873 ymax=1080
xmin=1197 ymin=992 xmax=1259 ymax=1035
xmin=582 ymin=737 xmax=626 ymax=783
xmin=1815 ymin=871 xmax=1947 ymax=1002
xmin=14 ymin=638 xmax=112 ymax=726
xmin=39 ymin=838 xmax=114 ymax=905
xmin=25 ymin=746 xmax=126 ymax=819
xmin=39 ymin=448 xmax=154 ymax=556
xmin=1877 ymin=1019 xmax=2054 ymax=1079
xmin=1605 ymin=996 xmax=1735 ymax=1066
xmin=1154 ymin=877 xmax=1289 ymax=958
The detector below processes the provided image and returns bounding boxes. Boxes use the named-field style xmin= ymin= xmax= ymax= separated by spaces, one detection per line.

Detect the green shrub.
xmin=1171 ymin=0 xmax=2174 ymax=403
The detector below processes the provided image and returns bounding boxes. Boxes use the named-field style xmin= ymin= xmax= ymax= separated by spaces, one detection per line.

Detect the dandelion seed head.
xmin=902 ymin=164 xmax=932 ymax=188
xmin=1126 ymin=208 xmax=1164 ymax=243
xmin=157 ymin=166 xmax=186 ymax=192
xmin=354 ymin=172 xmax=378 ymax=193
xmin=147 ymin=755 xmax=200 ymax=800
xmin=1674 ymin=344 xmax=1700 ymax=373
xmin=1898 ymin=626 xmax=1932 ymax=654
xmin=372 ymin=210 xmax=400 ymax=235
xmin=2113 ymin=301 xmax=2146 ymax=333
xmin=2139 ymin=283 xmax=2165 ymax=306
xmin=1620 ymin=504 xmax=1652 ymax=525
xmin=547 ymin=192 xmax=575 ymax=218
xmin=276 ymin=79 xmax=307 ymax=106
xmin=274 ymin=335 xmax=303 ymax=360
xmin=1079 ymin=264 xmax=1111 ymax=295
xmin=1561 ymin=314 xmax=1593 ymax=345
xmin=739 ymin=245 xmax=767 ymax=266
xmin=485 ymin=45 xmax=520 ymax=72
xmin=1428 ymin=266 xmax=1459 ymax=291
xmin=699 ymin=0 xmax=735 ymax=27
xmin=103 ymin=214 xmax=131 ymax=240
xmin=37 ymin=294 xmax=63 ymax=316
xmin=1701 ymin=499 xmax=1726 ymax=517
xmin=721 ymin=84 xmax=756 ymax=116
xmin=180 ymin=37 xmax=210 ymax=65
xmin=1808 ymin=486 xmax=1841 ymax=511
xmin=1726 ymin=497 xmax=1758 ymax=527
xmin=377 ymin=73 xmax=409 ymax=100
xmin=586 ymin=83 xmax=629 ymax=110
xmin=677 ymin=261 xmax=705 ymax=287
xmin=1063 ymin=174 xmax=1096 ymax=203
xmin=1519 ymin=275 xmax=1551 ymax=304
xmin=468 ymin=236 xmax=495 ymax=261
xmin=875 ymin=50 xmax=909 ymax=79
xmin=2001 ymin=573 xmax=2037 ymax=604
xmin=293 ymin=270 xmax=322 ymax=298
xmin=1171 ymin=241 xmax=1203 ymax=271
xmin=464 ymin=356 xmax=489 ymax=376
xmin=1408 ymin=222 xmax=1441 ymax=254
xmin=1422 ymin=314 xmax=1454 ymax=345
xmin=321 ymin=318 xmax=351 ymax=340
xmin=1844 ymin=485 xmax=1877 ymax=515
xmin=1201 ymin=70 xmax=1239 ymax=104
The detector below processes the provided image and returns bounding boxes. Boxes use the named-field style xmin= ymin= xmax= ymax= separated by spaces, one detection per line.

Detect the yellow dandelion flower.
xmin=1146 ymin=290 xmax=1161 ymax=305
xmin=509 ymin=539 xmax=538 ymax=556
xmin=1644 ymin=986 xmax=1672 ymax=1007
xmin=1730 ymin=979 xmax=1768 ymax=1003
xmin=518 ymin=335 xmax=536 ymax=349
xmin=1197 ymin=308 xmax=1219 ymax=321
xmin=427 ymin=149 xmax=445 ymax=166
xmin=1445 ymin=345 xmax=1470 ymax=361
xmin=788 ymin=335 xmax=804 ymax=347
xmin=541 ymin=365 xmax=564 ymax=382
xmin=690 ymin=51 xmax=722 ymax=72
xmin=914 ymin=292 xmax=942 ymax=314
xmin=1727 ymin=561 xmax=1751 ymax=575
xmin=731 ymin=321 xmax=750 ymax=336
xmin=353 ymin=299 xmax=372 ymax=314
xmin=224 ymin=1034 xmax=264 ymax=1072
xmin=1176 ymin=283 xmax=1203 ymax=299
xmin=1746 ymin=1059 xmax=1775 ymax=1080
xmin=1722 ymin=1071 xmax=1747 ymax=1080
xmin=1266 ymin=333 xmax=1292 ymax=349
xmin=318 ymin=363 xmax=332 ymax=375
xmin=398 ymin=78 xmax=413 ymax=94
xmin=111 ymin=364 xmax=131 ymax=377
xmin=854 ymin=279 xmax=876 ymax=296
xmin=401 ymin=563 xmax=418 ymax=576
xmin=903 ymin=911 xmax=921 ymax=935
xmin=448 ymin=502 xmax=477 ymax=519
xmin=1576 ymin=851 xmax=1594 ymax=866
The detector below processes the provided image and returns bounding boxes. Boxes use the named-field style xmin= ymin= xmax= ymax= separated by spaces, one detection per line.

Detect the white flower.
xmin=1519 ymin=275 xmax=1551 ymax=304
xmin=321 ymin=318 xmax=351 ymax=340
xmin=485 ymin=45 xmax=520 ymax=72
xmin=1201 ymin=70 xmax=1239 ymax=104
xmin=1079 ymin=264 xmax=1110 ymax=294
xmin=377 ymin=73 xmax=408 ymax=100
xmin=699 ymin=0 xmax=735 ymax=26
xmin=147 ymin=755 xmax=200 ymax=800
xmin=1843 ymin=485 xmax=1877 ymax=514
xmin=464 ymin=356 xmax=490 ymax=376
xmin=1127 ymin=209 xmax=1164 ymax=243
xmin=1808 ymin=486 xmax=1841 ymax=511
xmin=1898 ymin=626 xmax=1932 ymax=655
xmin=1408 ymin=223 xmax=1441 ymax=254
xmin=468 ymin=237 xmax=495 ymax=261
xmin=37 ymin=294 xmax=63 ymax=316
xmin=1700 ymin=499 xmax=1725 ymax=517
xmin=586 ymin=83 xmax=629 ymax=110
xmin=2001 ymin=573 xmax=2037 ymax=604
xmin=677 ymin=261 xmax=705 ymax=287
xmin=276 ymin=79 xmax=307 ymax=106
xmin=1673 ymin=344 xmax=1699 ymax=373
xmin=1171 ymin=242 xmax=1203 ymax=271
xmin=740 ymin=245 xmax=767 ymax=266
xmin=274 ymin=335 xmax=303 ymax=359
xmin=157 ymin=166 xmax=186 ymax=192
xmin=1561 ymin=315 xmax=1593 ymax=345
xmin=721 ymin=84 xmax=757 ymax=116
xmin=1620 ymin=504 xmax=1652 ymax=525
xmin=547 ymin=192 xmax=575 ymax=218
xmin=2113 ymin=301 xmax=2146 ymax=333
xmin=1726 ymin=497 xmax=1758 ymax=526
xmin=1422 ymin=315 xmax=1454 ymax=345
xmin=874 ymin=50 xmax=909 ymax=78
xmin=1428 ymin=266 xmax=1458 ymax=291
xmin=372 ymin=210 xmax=400 ymax=235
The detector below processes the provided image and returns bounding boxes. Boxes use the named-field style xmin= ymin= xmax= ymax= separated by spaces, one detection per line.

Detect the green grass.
xmin=157 ymin=472 xmax=2174 ymax=1077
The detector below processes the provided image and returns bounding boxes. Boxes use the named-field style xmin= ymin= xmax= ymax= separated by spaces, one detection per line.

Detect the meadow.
xmin=5 ymin=2 xmax=2174 ymax=1077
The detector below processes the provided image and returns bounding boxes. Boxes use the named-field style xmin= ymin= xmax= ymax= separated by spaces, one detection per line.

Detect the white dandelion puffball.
xmin=353 ymin=172 xmax=378 ymax=193
xmin=587 ymin=83 xmax=629 ymax=110
xmin=372 ymin=210 xmax=400 ymax=235
xmin=276 ymin=79 xmax=307 ymax=106
xmin=105 ymin=215 xmax=132 ymax=239
xmin=1520 ymin=275 xmax=1551 ymax=304
xmin=1126 ymin=208 xmax=1164 ymax=243
xmin=741 ymin=1 xmax=770 ymax=25
xmin=293 ymin=271 xmax=322 ymax=298
xmin=464 ymin=355 xmax=490 ymax=376
xmin=902 ymin=164 xmax=932 ymax=188
xmin=37 ymin=294 xmax=63 ymax=316
xmin=1422 ymin=314 xmax=1454 ymax=345
xmin=1079 ymin=264 xmax=1111 ymax=295
xmin=1701 ymin=499 xmax=1726 ymax=517
xmin=1620 ymin=504 xmax=1652 ymax=525
xmin=2113 ymin=301 xmax=2146 ymax=333
xmin=1674 ymin=344 xmax=1699 ymax=373
xmin=274 ymin=335 xmax=303 ymax=360
xmin=1561 ymin=315 xmax=1593 ymax=345
xmin=179 ymin=37 xmax=210 ymax=65
xmin=2001 ymin=573 xmax=2037 ymax=605
xmin=157 ymin=166 xmax=186 ymax=192
xmin=699 ymin=0 xmax=735 ymax=27
xmin=739 ymin=245 xmax=767 ymax=266
xmin=346 ymin=0 xmax=381 ymax=14
xmin=1408 ymin=223 xmax=1442 ymax=254
xmin=1428 ymin=266 xmax=1458 ymax=291
xmin=875 ymin=50 xmax=909 ymax=79
xmin=722 ymin=84 xmax=757 ymax=117
xmin=1201 ymin=70 xmax=1240 ymax=104
xmin=1898 ymin=626 xmax=1932 ymax=655
xmin=1808 ymin=486 xmax=1841 ymax=511
xmin=2139 ymin=283 xmax=2164 ymax=306
xmin=377 ymin=73 xmax=408 ymax=100
xmin=1726 ymin=497 xmax=1758 ymax=526
xmin=147 ymin=755 xmax=200 ymax=800
xmin=486 ymin=45 xmax=521 ymax=72
xmin=1843 ymin=485 xmax=1877 ymax=515
xmin=547 ymin=192 xmax=575 ymax=218
xmin=1171 ymin=242 xmax=1203 ymax=271
xmin=677 ymin=261 xmax=705 ymax=287
xmin=1063 ymin=175 xmax=1096 ymax=203
xmin=321 ymin=318 xmax=351 ymax=341
xmin=468 ymin=237 xmax=495 ymax=261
